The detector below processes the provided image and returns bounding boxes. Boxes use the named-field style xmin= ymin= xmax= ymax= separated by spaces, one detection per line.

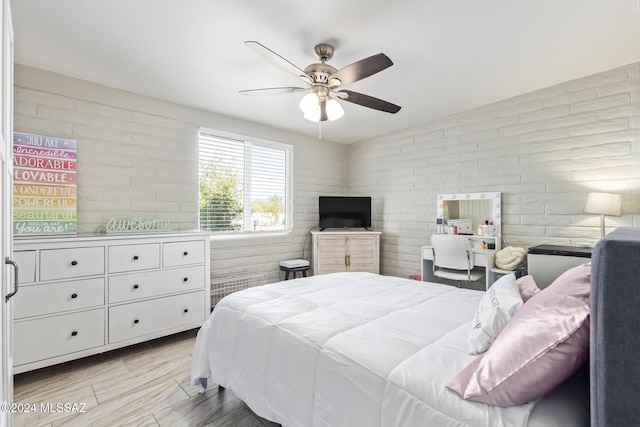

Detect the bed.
xmin=189 ymin=243 xmax=608 ymax=427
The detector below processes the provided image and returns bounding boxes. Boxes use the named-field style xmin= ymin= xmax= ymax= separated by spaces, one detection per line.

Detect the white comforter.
xmin=191 ymin=272 xmax=536 ymax=427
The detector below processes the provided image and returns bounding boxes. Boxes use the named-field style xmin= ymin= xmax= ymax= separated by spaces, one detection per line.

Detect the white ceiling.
xmin=11 ymin=0 xmax=640 ymax=144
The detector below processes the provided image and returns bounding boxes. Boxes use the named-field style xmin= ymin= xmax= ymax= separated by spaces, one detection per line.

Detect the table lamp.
xmin=584 ymin=192 xmax=621 ymax=238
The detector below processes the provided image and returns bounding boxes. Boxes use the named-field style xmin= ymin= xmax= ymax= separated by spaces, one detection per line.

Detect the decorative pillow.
xmin=467 ymin=273 xmax=523 ymax=355
xmin=448 ymin=263 xmax=591 ymax=407
xmin=515 ymin=275 xmax=540 ymax=302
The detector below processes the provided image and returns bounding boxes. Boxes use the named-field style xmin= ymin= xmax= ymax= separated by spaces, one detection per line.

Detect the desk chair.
xmin=431 ymin=234 xmax=484 ymax=287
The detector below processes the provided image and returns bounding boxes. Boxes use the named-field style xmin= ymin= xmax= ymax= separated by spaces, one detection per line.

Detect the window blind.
xmin=198 ymin=131 xmax=291 ymax=233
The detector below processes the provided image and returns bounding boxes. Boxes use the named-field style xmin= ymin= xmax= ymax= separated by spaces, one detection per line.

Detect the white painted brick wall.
xmin=14 ymin=68 xmax=346 ymax=283
xmin=16 ymin=63 xmax=639 ymax=283
xmin=348 ymin=63 xmax=640 ymax=279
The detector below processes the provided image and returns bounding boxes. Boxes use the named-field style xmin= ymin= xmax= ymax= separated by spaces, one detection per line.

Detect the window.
xmin=198 ymin=129 xmax=292 ymax=234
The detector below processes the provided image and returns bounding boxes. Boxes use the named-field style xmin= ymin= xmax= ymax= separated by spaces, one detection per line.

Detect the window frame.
xmin=198 ymin=127 xmax=293 ymax=236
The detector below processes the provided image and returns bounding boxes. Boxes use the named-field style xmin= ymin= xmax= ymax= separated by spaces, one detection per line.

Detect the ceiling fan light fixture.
xmin=300 ymin=93 xmax=344 ymax=122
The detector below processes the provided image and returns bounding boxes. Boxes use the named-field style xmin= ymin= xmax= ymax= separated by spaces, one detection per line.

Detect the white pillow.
xmin=468 ymin=273 xmax=523 ymax=355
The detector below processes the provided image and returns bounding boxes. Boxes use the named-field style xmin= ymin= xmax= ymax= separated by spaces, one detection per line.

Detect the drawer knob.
xmin=71 ymin=331 xmax=78 ymax=337
xmin=133 ymin=255 xmax=139 ymax=260
xmin=133 ymin=319 xmax=140 ymax=324
xmin=183 ymin=277 xmax=188 ymax=282
xmin=183 ymin=308 xmax=189 ymax=313
xmin=70 ymin=260 xmax=78 ymax=266
xmin=133 ymin=284 xmax=139 ymax=290
xmin=183 ymin=251 xmax=188 ymax=256
xmin=71 ymin=293 xmax=78 ymax=299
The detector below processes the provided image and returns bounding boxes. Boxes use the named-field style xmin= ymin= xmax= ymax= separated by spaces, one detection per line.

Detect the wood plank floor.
xmin=13 ymin=329 xmax=281 ymax=427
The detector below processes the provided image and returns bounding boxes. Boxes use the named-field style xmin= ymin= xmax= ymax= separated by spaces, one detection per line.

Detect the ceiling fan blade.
xmin=330 ymin=53 xmax=393 ymax=86
xmin=239 ymin=87 xmax=308 ymax=95
xmin=245 ymin=41 xmax=310 ymax=82
xmin=337 ymin=90 xmax=401 ymax=114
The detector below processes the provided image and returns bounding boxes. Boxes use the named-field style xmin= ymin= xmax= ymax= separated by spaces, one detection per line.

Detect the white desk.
xmin=421 ymin=235 xmax=499 ymax=290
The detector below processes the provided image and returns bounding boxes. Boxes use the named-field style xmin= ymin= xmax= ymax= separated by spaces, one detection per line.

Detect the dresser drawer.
xmin=108 ymin=266 xmax=206 ymax=303
xmin=109 ymin=291 xmax=205 ymax=343
xmin=163 ymin=240 xmax=206 ymax=267
xmin=13 ymin=250 xmax=36 ymax=284
xmin=108 ymin=243 xmax=160 ymax=273
xmin=14 ymin=277 xmax=105 ymax=319
xmin=40 ymin=247 xmax=105 ymax=281
xmin=14 ymin=309 xmax=105 ymax=366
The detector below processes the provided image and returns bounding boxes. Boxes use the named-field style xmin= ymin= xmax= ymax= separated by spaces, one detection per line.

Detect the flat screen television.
xmin=319 ymin=196 xmax=371 ymax=230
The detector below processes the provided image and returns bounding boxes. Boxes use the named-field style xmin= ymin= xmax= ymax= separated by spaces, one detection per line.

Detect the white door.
xmin=0 ymin=1 xmax=13 ymax=426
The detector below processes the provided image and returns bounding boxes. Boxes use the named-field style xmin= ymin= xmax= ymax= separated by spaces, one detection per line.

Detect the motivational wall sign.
xmin=13 ymin=132 xmax=77 ymax=236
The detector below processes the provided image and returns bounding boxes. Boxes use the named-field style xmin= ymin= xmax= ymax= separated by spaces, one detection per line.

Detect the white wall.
xmin=347 ymin=63 xmax=640 ymax=278
xmin=14 ymin=65 xmax=346 ymax=282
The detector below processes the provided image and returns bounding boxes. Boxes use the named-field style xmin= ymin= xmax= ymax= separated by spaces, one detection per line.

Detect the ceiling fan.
xmin=240 ymin=41 xmax=401 ymax=122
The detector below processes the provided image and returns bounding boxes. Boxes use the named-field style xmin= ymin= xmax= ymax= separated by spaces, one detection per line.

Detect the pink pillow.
xmin=447 ymin=263 xmax=591 ymax=407
xmin=515 ymin=275 xmax=540 ymax=302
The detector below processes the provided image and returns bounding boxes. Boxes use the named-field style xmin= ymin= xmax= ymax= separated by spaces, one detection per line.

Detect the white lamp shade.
xmin=326 ymin=99 xmax=344 ymax=121
xmin=303 ymin=108 xmax=320 ymax=122
xmin=299 ymin=93 xmax=319 ymax=114
xmin=584 ymin=192 xmax=621 ymax=216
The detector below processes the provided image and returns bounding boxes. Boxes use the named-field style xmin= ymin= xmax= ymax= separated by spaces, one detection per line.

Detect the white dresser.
xmin=311 ymin=229 xmax=381 ymax=275
xmin=12 ymin=232 xmax=210 ymax=373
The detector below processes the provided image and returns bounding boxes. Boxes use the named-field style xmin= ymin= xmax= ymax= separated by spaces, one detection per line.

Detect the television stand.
xmin=311 ymin=229 xmax=381 ymax=275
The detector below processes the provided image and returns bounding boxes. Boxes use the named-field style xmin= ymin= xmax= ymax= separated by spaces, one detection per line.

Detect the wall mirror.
xmin=437 ymin=192 xmax=501 ymax=236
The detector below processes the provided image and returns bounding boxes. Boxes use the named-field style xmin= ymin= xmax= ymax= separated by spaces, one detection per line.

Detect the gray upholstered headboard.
xmin=591 ymin=227 xmax=640 ymax=427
